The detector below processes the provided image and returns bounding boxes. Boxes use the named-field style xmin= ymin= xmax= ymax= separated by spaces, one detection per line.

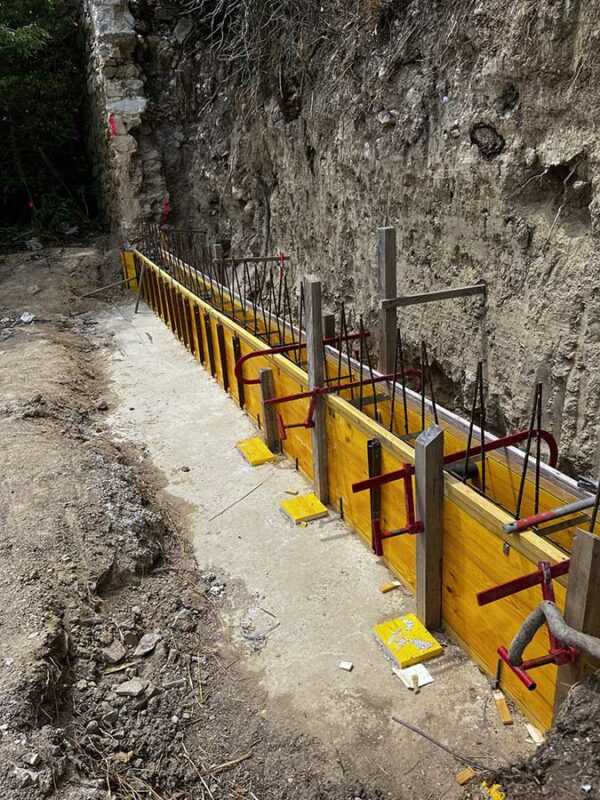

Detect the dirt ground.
xmin=1 ymin=244 xmax=599 ymax=800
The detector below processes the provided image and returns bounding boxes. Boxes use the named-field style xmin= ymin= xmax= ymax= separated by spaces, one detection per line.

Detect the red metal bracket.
xmin=477 ymin=560 xmax=577 ymax=691
xmin=234 ymin=331 xmax=368 ymax=386
xmin=371 ymin=464 xmax=423 ymax=556
xmin=351 ymin=428 xmax=559 ymax=495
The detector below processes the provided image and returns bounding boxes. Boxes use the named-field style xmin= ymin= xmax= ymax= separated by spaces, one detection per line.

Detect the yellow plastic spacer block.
xmin=373 ymin=614 xmax=443 ymax=668
xmin=236 ymin=437 xmax=277 ymax=467
xmin=281 ymin=493 xmax=328 ymax=524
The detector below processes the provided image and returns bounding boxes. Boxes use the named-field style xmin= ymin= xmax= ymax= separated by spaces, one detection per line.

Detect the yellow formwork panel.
xmin=134 ymin=250 xmax=576 ymax=730
xmin=121 ymin=250 xmax=138 ymax=291
xmin=373 ymin=614 xmax=443 ymax=668
xmin=237 ymin=437 xmax=277 ymax=466
xmin=281 ymin=493 xmax=328 ymax=523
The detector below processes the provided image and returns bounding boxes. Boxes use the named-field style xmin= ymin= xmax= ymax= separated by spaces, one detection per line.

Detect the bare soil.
xmin=466 ymin=676 xmax=600 ymax=799
xmin=0 ymin=246 xmax=382 ymax=799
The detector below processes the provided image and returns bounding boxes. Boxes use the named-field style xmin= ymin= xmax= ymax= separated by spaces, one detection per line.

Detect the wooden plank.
xmin=415 ymin=424 xmax=444 ymax=629
xmin=553 ymin=528 xmax=600 ymax=716
xmin=377 ymin=226 xmax=397 ymax=375
xmin=259 ymin=368 xmax=280 ymax=454
xmin=381 ymin=282 xmax=486 ymax=310
xmin=305 ymin=276 xmax=329 ymax=503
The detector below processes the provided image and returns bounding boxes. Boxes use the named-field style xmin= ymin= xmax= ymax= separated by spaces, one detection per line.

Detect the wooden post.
xmin=415 ymin=423 xmax=444 ymax=629
xmin=377 ymin=226 xmax=397 ymax=375
xmin=322 ymin=313 xmax=336 ymax=340
xmin=305 ymin=276 xmax=329 ymax=503
xmin=553 ymin=528 xmax=600 ymax=716
xmin=259 ymin=368 xmax=280 ymax=454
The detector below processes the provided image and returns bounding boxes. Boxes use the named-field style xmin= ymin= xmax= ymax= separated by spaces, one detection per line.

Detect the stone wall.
xmin=83 ymin=0 xmax=167 ymax=236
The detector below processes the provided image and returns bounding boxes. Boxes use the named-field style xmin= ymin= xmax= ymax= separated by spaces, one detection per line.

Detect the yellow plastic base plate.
xmin=281 ymin=493 xmax=328 ymax=524
xmin=236 ymin=437 xmax=277 ymax=466
xmin=373 ymin=614 xmax=443 ymax=668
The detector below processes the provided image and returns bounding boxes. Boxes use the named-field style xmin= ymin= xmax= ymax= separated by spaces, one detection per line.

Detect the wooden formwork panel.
xmin=131 ymin=251 xmax=576 ymax=730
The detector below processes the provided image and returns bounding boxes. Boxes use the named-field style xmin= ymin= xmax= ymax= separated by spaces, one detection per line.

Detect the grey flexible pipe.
xmin=508 ymin=600 xmax=600 ymax=666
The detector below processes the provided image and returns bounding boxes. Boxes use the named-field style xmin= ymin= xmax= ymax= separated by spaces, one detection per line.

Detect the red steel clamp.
xmin=477 ymin=560 xmax=576 ymax=691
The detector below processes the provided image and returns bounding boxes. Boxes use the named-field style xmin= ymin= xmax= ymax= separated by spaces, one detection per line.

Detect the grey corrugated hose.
xmin=508 ymin=600 xmax=600 ymax=666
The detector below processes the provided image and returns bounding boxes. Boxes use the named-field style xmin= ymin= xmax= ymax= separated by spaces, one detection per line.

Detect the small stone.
xmin=174 ymin=16 xmax=193 ymax=43
xmin=123 ymin=631 xmax=139 ymax=648
xmin=134 ymin=633 xmax=161 ymax=657
xmin=103 ymin=640 xmax=127 ymax=665
xmin=181 ymin=465 xmax=190 ymax=472
xmin=376 ymin=110 xmax=395 ymax=129
xmin=22 ymin=752 xmax=41 ymax=767
xmin=13 ymin=768 xmax=37 ymax=787
xmin=115 ymin=678 xmax=147 ymax=697
xmin=102 ymin=709 xmax=118 ymax=725
xmin=96 ymin=399 xmax=108 ymax=411
xmin=171 ymin=610 xmax=196 ymax=633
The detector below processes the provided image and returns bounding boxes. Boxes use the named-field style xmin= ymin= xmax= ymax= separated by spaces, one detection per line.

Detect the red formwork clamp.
xmin=370 ymin=465 xmax=424 ymax=557
xmin=234 ymin=331 xmax=368 ymax=386
xmin=477 ymin=560 xmax=576 ymax=691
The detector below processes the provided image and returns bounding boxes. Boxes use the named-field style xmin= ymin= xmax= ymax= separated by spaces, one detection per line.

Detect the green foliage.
xmin=0 ymin=0 xmax=95 ymax=242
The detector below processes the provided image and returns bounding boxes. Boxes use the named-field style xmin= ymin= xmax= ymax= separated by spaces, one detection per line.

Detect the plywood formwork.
xmin=126 ymin=246 xmax=587 ymax=731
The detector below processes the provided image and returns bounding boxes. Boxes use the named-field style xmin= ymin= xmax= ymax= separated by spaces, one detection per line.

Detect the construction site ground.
xmin=0 ymin=244 xmax=596 ymax=799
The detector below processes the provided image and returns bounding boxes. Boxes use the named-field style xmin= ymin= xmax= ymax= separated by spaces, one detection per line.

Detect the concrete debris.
xmin=339 ymin=661 xmax=353 ymax=672
xmin=102 ymin=639 xmax=127 ymax=664
xmin=133 ymin=632 xmax=161 ymax=657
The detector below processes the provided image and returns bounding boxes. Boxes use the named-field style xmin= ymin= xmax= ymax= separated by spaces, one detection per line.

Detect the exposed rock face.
xmin=86 ymin=1 xmax=600 ymax=474
xmin=83 ymin=0 xmax=167 ymax=234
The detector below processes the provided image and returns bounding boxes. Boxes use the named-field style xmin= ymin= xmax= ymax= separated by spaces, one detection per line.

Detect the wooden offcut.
xmin=492 ymin=690 xmax=513 ymax=725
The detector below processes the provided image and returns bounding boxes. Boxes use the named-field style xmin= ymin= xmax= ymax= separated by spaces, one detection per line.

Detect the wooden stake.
xmin=259 ymin=368 xmax=280 ymax=454
xmin=553 ymin=528 xmax=600 ymax=717
xmin=415 ymin=424 xmax=444 ymax=629
xmin=305 ymin=276 xmax=329 ymax=504
xmin=377 ymin=226 xmax=397 ymax=375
